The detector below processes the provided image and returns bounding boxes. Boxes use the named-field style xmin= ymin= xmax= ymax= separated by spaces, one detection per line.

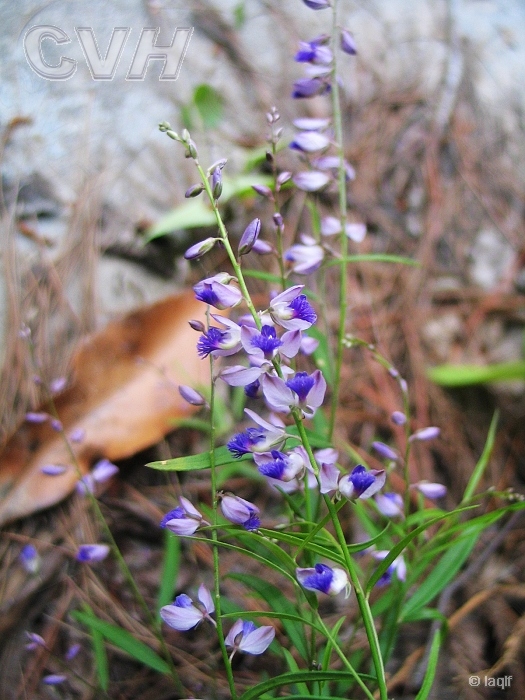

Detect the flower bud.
xmin=211 ymin=167 xmax=223 ymax=199
xmin=185 ymin=139 xmax=198 ymax=159
xmin=184 ymin=237 xmax=218 ymax=260
xmin=185 ymin=183 xmax=205 ymax=198
xmin=189 ymin=319 xmax=206 ymax=332
xmin=158 ymin=121 xmax=171 ymax=132
xmin=252 ymin=184 xmax=274 ymax=199
xmin=166 ymin=130 xmax=180 ymax=140
xmin=238 ymin=218 xmax=261 ymax=256
xmin=179 ymin=385 xmax=207 ymax=406
xmin=341 ymin=29 xmax=357 ymax=55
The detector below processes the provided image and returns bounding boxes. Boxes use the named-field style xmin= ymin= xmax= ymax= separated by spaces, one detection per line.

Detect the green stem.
xmin=328 ymin=0 xmax=350 ymax=441
xmin=209 ymin=356 xmax=238 ymax=700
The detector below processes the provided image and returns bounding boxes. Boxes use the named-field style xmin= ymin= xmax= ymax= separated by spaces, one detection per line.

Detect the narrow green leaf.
xmin=321 ymin=616 xmax=346 ymax=671
xmin=282 ymin=648 xmax=311 ymax=697
xmin=427 ymin=361 xmax=525 ymax=386
xmin=157 ymin=530 xmax=180 ymax=611
xmin=257 ymin=528 xmax=345 ymax=568
xmin=71 ymin=611 xmax=170 ymax=674
xmin=308 ymin=326 xmax=334 ymax=386
xmin=238 ymin=671 xmax=374 ymax=700
xmin=243 ymin=269 xmax=283 ymax=284
xmin=81 ymin=605 xmax=109 ymax=691
xmin=325 ymin=254 xmax=420 ymax=267
xmin=401 ymin=534 xmax=478 ymax=621
xmin=227 ymin=572 xmax=309 ymax=661
xmin=147 ymin=445 xmax=246 ymax=472
xmin=462 ymin=410 xmax=499 ymax=503
xmin=415 ymin=628 xmax=443 ymax=700
xmin=194 ymin=83 xmax=223 ymax=129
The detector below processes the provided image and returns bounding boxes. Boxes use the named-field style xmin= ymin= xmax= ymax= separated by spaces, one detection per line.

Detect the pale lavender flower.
xmin=412 ymin=481 xmax=447 ymax=499
xmin=194 ymin=273 xmax=242 ymax=310
xmin=290 ymin=131 xmax=330 ymax=153
xmin=25 ymin=411 xmax=49 ymax=424
xmin=160 ymin=497 xmax=204 ymax=536
xmin=391 ymin=411 xmax=407 ymax=426
xmin=179 ymin=385 xmax=207 ymax=407
xmin=372 ymin=441 xmax=399 ymax=462
xmin=41 ymin=464 xmax=67 ymax=476
xmin=293 ymin=171 xmax=330 ymax=192
xmin=50 ymin=418 xmax=63 ymax=432
xmin=409 ymin=427 xmax=441 ymax=442
xmin=268 ymin=285 xmax=317 ymax=331
xmin=160 ymin=584 xmax=215 ymax=631
xmin=293 ymin=117 xmax=331 ymax=130
xmin=345 ymin=222 xmax=367 ymax=242
xmin=321 ymin=216 xmax=342 ymax=236
xmin=184 ymin=237 xmax=218 ymax=260
xmin=252 ymin=239 xmax=274 ymax=255
xmin=220 ymin=494 xmax=260 ymax=531
xmin=227 ymin=409 xmax=286 ymax=456
xmin=338 ymin=465 xmax=386 ymax=500
xmin=49 ymin=377 xmax=67 ymax=394
xmin=225 ymin=619 xmax=275 ymax=659
xmin=300 ymin=335 xmax=319 ymax=355
xmin=25 ymin=632 xmax=46 ymax=650
xmin=372 ymin=551 xmax=406 ymax=586
xmin=241 ymin=325 xmax=302 ymax=363
xmin=311 ymin=155 xmax=356 ymax=180
xmin=296 ymin=564 xmax=350 ymax=596
xmin=77 ymin=459 xmax=118 ymax=494
xmin=238 ymin=218 xmax=261 ymax=256
xmin=253 ymin=448 xmax=306 ymax=482
xmin=76 ymin=544 xmax=110 ymax=563
xmin=219 ymin=364 xmax=266 ymax=388
xmin=285 ymin=235 xmax=324 ymax=275
xmin=262 ymin=370 xmax=326 ymax=418
xmin=20 ymin=544 xmax=41 ymax=574
xmin=375 ymin=492 xmax=404 ymax=518
xmin=295 ymin=39 xmax=333 ymax=66
xmin=42 ymin=674 xmax=67 ymax=685
xmin=196 ymin=316 xmax=242 ymax=358
xmin=341 ymin=29 xmax=357 ymax=55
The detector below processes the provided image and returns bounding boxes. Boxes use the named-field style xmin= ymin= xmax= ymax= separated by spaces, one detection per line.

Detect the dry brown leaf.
xmin=0 ymin=291 xmax=210 ymax=525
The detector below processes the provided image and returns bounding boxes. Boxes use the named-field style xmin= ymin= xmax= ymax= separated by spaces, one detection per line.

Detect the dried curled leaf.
xmin=0 ymin=291 xmax=209 ymax=524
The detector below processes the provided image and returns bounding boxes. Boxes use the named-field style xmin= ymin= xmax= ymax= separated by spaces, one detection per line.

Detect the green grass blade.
xmin=238 ymin=671 xmax=375 ymax=700
xmin=71 ymin=611 xmax=170 ymax=674
xmin=325 ymin=254 xmax=420 ymax=267
xmin=157 ymin=530 xmax=180 ymax=612
xmin=462 ymin=410 xmax=499 ymax=503
xmin=427 ymin=361 xmax=525 ymax=386
xmin=147 ymin=445 xmax=247 ymax=472
xmin=81 ymin=605 xmax=109 ymax=691
xmin=415 ymin=628 xmax=443 ymax=699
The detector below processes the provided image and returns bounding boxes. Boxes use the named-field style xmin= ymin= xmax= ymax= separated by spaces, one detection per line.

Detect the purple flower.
xmin=391 ymin=411 xmax=407 ymax=426
xmin=252 ymin=183 xmax=274 ymax=199
xmin=69 ymin=427 xmax=86 ymax=443
xmin=285 ymin=236 xmax=324 ymax=275
xmin=238 ymin=218 xmax=261 ymax=256
xmin=375 ymin=493 xmax=404 ymax=518
xmin=295 ymin=40 xmax=333 ymax=66
xmin=262 ymin=371 xmax=326 ymax=418
xmin=76 ymin=544 xmax=110 ymax=563
xmin=290 ymin=131 xmax=330 ymax=153
xmin=65 ymin=644 xmax=81 ymax=660
xmin=41 ymin=464 xmax=67 ymax=476
xmin=194 ymin=274 xmax=242 ymax=310
xmin=42 ymin=675 xmax=67 ymax=685
xmin=300 ymin=335 xmax=319 ymax=355
xmin=253 ymin=448 xmax=306 ymax=482
xmin=301 ymin=0 xmax=330 ymax=9
xmin=412 ymin=481 xmax=447 ymax=499
xmin=227 ymin=409 xmax=286 ymax=457
xmin=341 ymin=29 xmax=357 ymax=55
xmin=160 ymin=584 xmax=215 ymax=631
xmin=184 ymin=237 xmax=218 ymax=260
xmin=372 ymin=551 xmax=406 ymax=586
xmin=371 ymin=441 xmax=399 ymax=462
xmin=409 ymin=427 xmax=441 ymax=442
xmin=225 ymin=619 xmax=275 ymax=659
xmin=293 ymin=171 xmax=331 ymax=192
xmin=296 ymin=563 xmax=350 ymax=596
xmin=220 ymin=494 xmax=260 ymax=531
xmin=160 ymin=497 xmax=204 ymax=536
xmin=269 ymin=286 xmax=317 ymax=331
xmin=77 ymin=458 xmax=118 ymax=495
xmin=196 ymin=316 xmax=242 ymax=358
xmin=25 ymin=411 xmax=49 ymax=423
xmin=242 ymin=325 xmax=282 ymax=359
xmin=19 ymin=544 xmax=41 ymax=574
xmin=338 ymin=465 xmax=386 ymax=500
xmin=292 ymin=78 xmax=330 ymax=99
xmin=345 ymin=222 xmax=367 ymax=242
xmin=25 ymin=632 xmax=46 ymax=650
xmin=312 ymin=155 xmax=356 ymax=180
xmin=252 ymin=239 xmax=274 ymax=255
xmin=179 ymin=385 xmax=207 ymax=406
xmin=244 ymin=379 xmax=260 ymax=399
xmin=320 ymin=217 xmax=366 ymax=241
